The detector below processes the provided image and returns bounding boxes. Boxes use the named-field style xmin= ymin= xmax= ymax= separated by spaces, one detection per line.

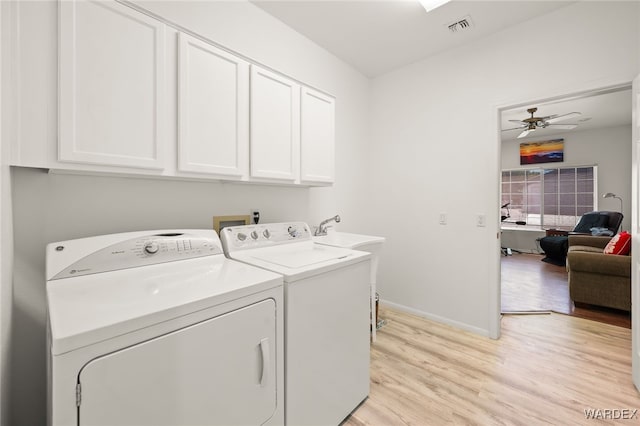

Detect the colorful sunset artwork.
xmin=519 ymin=139 xmax=564 ymax=165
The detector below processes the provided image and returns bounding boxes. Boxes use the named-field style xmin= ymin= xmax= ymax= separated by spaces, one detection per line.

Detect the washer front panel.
xmin=47 ymin=229 xmax=285 ymax=426
xmin=79 ymin=300 xmax=277 ymax=426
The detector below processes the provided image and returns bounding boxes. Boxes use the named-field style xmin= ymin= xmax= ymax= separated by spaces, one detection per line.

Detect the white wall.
xmin=6 ymin=1 xmax=640 ymax=423
xmin=6 ymin=1 xmax=371 ymax=424
xmin=0 ymin=2 xmax=13 ymax=425
xmin=132 ymin=0 xmax=375 ymax=231
xmin=369 ymin=1 xmax=639 ymax=336
xmin=0 ymin=3 xmax=4 ymax=424
xmin=500 ymin=228 xmax=545 ymax=254
xmin=501 ymin=124 xmax=632 ymax=252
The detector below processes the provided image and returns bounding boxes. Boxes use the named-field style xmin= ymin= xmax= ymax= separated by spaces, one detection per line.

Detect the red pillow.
xmin=604 ymin=231 xmax=631 ymax=255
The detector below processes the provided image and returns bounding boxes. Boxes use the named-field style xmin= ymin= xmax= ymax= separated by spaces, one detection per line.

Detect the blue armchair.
xmin=539 ymin=211 xmax=623 ymax=265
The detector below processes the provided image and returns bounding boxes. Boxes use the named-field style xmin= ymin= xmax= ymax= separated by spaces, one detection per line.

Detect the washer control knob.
xmin=263 ymin=229 xmax=271 ymax=239
xmin=237 ymin=233 xmax=247 ymax=241
xmin=144 ymin=241 xmax=160 ymax=254
xmin=251 ymin=230 xmax=259 ymax=240
xmin=288 ymin=226 xmax=297 ymax=237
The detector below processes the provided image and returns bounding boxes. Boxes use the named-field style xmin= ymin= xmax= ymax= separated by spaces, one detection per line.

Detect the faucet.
xmin=315 ymin=215 xmax=341 ymax=236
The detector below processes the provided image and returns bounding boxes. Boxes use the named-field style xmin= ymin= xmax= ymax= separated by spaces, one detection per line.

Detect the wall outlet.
xmin=476 ymin=214 xmax=486 ymax=227
xmin=439 ymin=213 xmax=447 ymax=225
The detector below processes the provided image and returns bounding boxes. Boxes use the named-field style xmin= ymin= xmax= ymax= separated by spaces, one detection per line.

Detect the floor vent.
xmin=447 ymin=16 xmax=474 ymax=33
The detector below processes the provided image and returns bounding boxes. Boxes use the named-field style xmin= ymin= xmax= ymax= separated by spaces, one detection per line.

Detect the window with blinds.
xmin=501 ymin=166 xmax=596 ymax=230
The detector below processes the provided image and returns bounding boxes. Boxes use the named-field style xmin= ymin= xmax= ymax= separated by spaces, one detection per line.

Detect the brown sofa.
xmin=566 ymin=235 xmax=631 ymax=311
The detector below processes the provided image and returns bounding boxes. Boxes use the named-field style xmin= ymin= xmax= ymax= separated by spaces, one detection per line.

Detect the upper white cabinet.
xmin=12 ymin=0 xmax=335 ymax=185
xmin=177 ymin=33 xmax=249 ymax=178
xmin=300 ymin=87 xmax=335 ymax=184
xmin=250 ymin=66 xmax=300 ymax=182
xmin=58 ymin=0 xmax=166 ymax=170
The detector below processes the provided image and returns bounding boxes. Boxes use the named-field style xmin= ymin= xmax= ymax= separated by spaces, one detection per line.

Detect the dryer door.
xmin=78 ymin=299 xmax=277 ymax=426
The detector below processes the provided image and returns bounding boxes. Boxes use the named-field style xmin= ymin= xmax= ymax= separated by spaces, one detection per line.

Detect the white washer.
xmin=220 ymin=222 xmax=371 ymax=426
xmin=313 ymin=232 xmax=385 ymax=342
xmin=46 ymin=230 xmax=284 ymax=426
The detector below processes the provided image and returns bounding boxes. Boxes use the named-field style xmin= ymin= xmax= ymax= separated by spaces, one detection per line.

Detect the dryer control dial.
xmin=263 ymin=229 xmax=271 ymax=239
xmin=237 ymin=233 xmax=247 ymax=242
xmin=250 ymin=230 xmax=259 ymax=240
xmin=143 ymin=241 xmax=160 ymax=254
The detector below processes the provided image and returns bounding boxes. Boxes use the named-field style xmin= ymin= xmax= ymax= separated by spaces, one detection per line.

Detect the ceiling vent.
xmin=447 ymin=16 xmax=474 ymax=33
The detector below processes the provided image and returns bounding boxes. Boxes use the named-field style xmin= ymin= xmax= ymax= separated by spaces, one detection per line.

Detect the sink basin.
xmin=313 ymin=232 xmax=385 ymax=250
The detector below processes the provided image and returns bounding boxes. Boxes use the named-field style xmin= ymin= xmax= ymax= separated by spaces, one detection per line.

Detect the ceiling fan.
xmin=503 ymin=107 xmax=581 ymax=139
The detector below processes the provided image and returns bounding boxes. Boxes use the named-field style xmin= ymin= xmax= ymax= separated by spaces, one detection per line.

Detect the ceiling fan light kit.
xmin=418 ymin=0 xmax=451 ymax=13
xmin=502 ymin=107 xmax=581 ymax=139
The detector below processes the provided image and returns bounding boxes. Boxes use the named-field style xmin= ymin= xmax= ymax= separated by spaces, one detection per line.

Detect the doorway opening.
xmin=497 ymin=84 xmax=632 ymax=327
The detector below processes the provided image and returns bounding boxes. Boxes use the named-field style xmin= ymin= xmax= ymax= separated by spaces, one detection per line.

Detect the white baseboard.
xmin=504 ymin=248 xmax=543 ymax=255
xmin=379 ymin=299 xmax=492 ymax=338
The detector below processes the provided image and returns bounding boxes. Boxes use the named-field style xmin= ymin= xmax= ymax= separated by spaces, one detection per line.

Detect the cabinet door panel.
xmin=59 ymin=0 xmax=165 ymax=169
xmin=300 ymin=87 xmax=335 ymax=184
xmin=178 ymin=33 xmax=249 ymax=177
xmin=250 ymin=66 xmax=300 ymax=181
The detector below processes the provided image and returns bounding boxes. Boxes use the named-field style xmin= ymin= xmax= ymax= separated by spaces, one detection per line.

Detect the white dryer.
xmin=46 ymin=230 xmax=284 ymax=426
xmin=220 ymin=222 xmax=371 ymax=426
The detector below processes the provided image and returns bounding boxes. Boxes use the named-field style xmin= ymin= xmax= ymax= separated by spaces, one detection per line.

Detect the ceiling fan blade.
xmin=517 ymin=129 xmax=533 ymax=138
xmin=546 ymin=124 xmax=577 ymax=130
xmin=508 ymin=119 xmax=525 ymax=124
xmin=502 ymin=126 xmax=526 ymax=131
xmin=545 ymin=112 xmax=581 ymax=123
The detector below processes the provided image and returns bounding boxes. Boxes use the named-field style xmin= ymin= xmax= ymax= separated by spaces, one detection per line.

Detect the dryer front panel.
xmin=77 ymin=299 xmax=277 ymax=426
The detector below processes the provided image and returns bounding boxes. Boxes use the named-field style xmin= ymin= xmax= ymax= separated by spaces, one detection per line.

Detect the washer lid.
xmin=46 ymin=230 xmax=283 ymax=355
xmin=251 ymin=244 xmax=354 ymax=269
xmin=220 ymin=223 xmax=371 ymax=280
xmin=47 ymin=256 xmax=283 ymax=355
xmin=230 ymin=241 xmax=370 ymax=281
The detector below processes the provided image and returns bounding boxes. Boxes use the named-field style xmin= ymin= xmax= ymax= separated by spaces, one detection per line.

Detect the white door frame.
xmin=491 ymin=81 xmax=633 ymax=341
xmin=631 ymin=74 xmax=640 ymax=390
xmin=0 ymin=0 xmax=3 ymax=419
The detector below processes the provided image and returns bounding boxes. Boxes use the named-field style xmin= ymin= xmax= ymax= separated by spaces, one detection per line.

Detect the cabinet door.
xmin=250 ymin=66 xmax=300 ymax=181
xmin=300 ymin=87 xmax=335 ymax=184
xmin=59 ymin=0 xmax=166 ymax=170
xmin=178 ymin=33 xmax=249 ymax=177
xmin=78 ymin=300 xmax=278 ymax=426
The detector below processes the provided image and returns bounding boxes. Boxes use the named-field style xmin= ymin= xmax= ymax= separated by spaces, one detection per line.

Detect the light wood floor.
xmin=502 ymin=253 xmax=631 ymax=328
xmin=501 ymin=253 xmax=570 ymax=313
xmin=345 ymin=306 xmax=639 ymax=425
